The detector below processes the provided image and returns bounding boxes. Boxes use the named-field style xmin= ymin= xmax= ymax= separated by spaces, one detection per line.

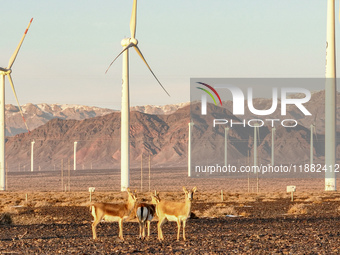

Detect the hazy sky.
xmin=0 ymin=0 xmax=335 ymax=110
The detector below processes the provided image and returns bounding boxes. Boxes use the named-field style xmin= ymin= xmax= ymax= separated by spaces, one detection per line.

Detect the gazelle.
xmin=135 ymin=199 xmax=156 ymax=239
xmin=90 ymin=188 xmax=137 ymax=240
xmin=152 ymin=186 xmax=197 ymax=241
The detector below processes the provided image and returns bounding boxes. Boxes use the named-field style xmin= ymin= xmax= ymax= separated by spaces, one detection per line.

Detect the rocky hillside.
xmin=5 ymin=106 xmax=190 ymax=170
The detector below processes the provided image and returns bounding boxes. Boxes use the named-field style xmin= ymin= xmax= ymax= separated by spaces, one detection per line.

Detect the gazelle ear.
xmin=126 ymin=187 xmax=131 ymax=192
xmin=151 ymin=193 xmax=159 ymax=203
xmin=183 ymin=187 xmax=188 ymax=193
xmin=192 ymin=186 xmax=197 ymax=193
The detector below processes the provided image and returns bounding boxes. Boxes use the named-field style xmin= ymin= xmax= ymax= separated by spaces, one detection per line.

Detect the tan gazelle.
xmin=90 ymin=188 xmax=137 ymax=240
xmin=152 ymin=187 xmax=197 ymax=241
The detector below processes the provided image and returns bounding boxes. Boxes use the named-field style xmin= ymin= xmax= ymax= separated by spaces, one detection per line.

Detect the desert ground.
xmin=1 ymin=168 xmax=340 ymax=254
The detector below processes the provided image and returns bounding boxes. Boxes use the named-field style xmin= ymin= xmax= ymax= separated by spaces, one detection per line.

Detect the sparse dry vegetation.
xmin=239 ymin=211 xmax=250 ymax=217
xmin=288 ymin=204 xmax=309 ymax=215
xmin=305 ymin=195 xmax=323 ymax=203
xmin=0 ymin=213 xmax=12 ymax=225
xmin=195 ymin=205 xmax=238 ymax=218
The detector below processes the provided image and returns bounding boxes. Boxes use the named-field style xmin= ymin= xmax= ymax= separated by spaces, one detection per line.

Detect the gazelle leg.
xmin=183 ymin=220 xmax=186 ymax=241
xmin=157 ymin=217 xmax=165 ymax=240
xmin=91 ymin=220 xmax=99 ymax=240
xmin=177 ymin=219 xmax=181 ymax=241
xmin=91 ymin=215 xmax=102 ymax=240
xmin=142 ymin=221 xmax=146 ymax=239
xmin=118 ymin=219 xmax=124 ymax=240
xmin=147 ymin=221 xmax=151 ymax=238
xmin=139 ymin=221 xmax=143 ymax=239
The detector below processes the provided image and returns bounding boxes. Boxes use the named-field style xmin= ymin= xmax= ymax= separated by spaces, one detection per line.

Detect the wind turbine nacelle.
xmin=0 ymin=68 xmax=11 ymax=75
xmin=0 ymin=67 xmax=9 ymax=72
xmin=121 ymin=38 xmax=138 ymax=47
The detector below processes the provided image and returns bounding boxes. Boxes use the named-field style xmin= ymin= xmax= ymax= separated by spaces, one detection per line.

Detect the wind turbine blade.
xmin=105 ymin=43 xmax=133 ymax=74
xmin=130 ymin=0 xmax=137 ymax=39
xmin=313 ymin=113 xmax=318 ymax=141
xmin=133 ymin=45 xmax=170 ymax=97
xmin=314 ymin=127 xmax=318 ymax=142
xmin=314 ymin=117 xmax=318 ymax=142
xmin=7 ymin=74 xmax=30 ymax=133
xmin=7 ymin=18 xmax=33 ymax=69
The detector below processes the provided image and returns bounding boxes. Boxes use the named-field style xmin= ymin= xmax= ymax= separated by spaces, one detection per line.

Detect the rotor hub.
xmin=130 ymin=38 xmax=138 ymax=45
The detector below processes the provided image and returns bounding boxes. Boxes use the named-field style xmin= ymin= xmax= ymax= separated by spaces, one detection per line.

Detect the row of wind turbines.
xmin=0 ymin=0 xmax=170 ymax=191
xmin=0 ymin=0 xmax=338 ymax=191
xmin=221 ymin=123 xmax=319 ymax=168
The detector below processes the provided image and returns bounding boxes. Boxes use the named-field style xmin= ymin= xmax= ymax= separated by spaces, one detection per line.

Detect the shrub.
xmin=0 ymin=213 xmax=12 ymax=225
xmin=199 ymin=205 xmax=238 ymax=218
xmin=288 ymin=204 xmax=309 ymax=215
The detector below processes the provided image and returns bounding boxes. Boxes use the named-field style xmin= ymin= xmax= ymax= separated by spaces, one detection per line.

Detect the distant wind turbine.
xmin=310 ymin=115 xmax=318 ymax=166
xmin=253 ymin=124 xmax=260 ymax=169
xmin=271 ymin=127 xmax=275 ymax=166
xmin=253 ymin=124 xmax=260 ymax=193
xmin=0 ymin=18 xmax=33 ymax=190
xmin=105 ymin=0 xmax=170 ymax=191
xmin=224 ymin=127 xmax=229 ymax=167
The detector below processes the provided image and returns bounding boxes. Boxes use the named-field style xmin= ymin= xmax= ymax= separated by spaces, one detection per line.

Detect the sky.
xmin=0 ymin=0 xmax=337 ymax=110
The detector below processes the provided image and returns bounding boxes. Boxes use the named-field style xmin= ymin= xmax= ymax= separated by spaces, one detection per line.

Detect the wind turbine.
xmin=310 ymin=115 xmax=318 ymax=166
xmin=325 ymin=0 xmax=337 ymax=191
xmin=253 ymin=124 xmax=260 ymax=169
xmin=271 ymin=127 xmax=275 ymax=166
xmin=253 ymin=124 xmax=260 ymax=193
xmin=224 ymin=126 xmax=229 ymax=167
xmin=0 ymin=18 xmax=33 ymax=191
xmin=188 ymin=122 xmax=194 ymax=177
xmin=106 ymin=0 xmax=170 ymax=191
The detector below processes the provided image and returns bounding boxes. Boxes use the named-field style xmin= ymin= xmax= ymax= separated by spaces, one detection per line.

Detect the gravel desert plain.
xmin=1 ymin=168 xmax=340 ymax=254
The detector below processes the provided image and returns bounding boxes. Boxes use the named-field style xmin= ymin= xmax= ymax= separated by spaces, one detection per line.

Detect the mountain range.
xmin=4 ymin=90 xmax=340 ymax=171
xmin=5 ymin=102 xmax=188 ymax=136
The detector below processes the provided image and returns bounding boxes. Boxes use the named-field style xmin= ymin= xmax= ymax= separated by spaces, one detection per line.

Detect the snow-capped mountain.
xmin=5 ymin=102 xmax=189 ymax=136
xmin=131 ymin=102 xmax=190 ymax=115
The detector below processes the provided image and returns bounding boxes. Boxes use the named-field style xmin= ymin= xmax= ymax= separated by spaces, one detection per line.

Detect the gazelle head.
xmin=183 ymin=186 xmax=197 ymax=201
xmin=151 ymin=191 xmax=160 ymax=204
xmin=127 ymin=188 xmax=137 ymax=202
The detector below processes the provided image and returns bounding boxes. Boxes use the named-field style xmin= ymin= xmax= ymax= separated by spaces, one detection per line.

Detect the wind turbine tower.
xmin=106 ymin=0 xmax=170 ymax=191
xmin=0 ymin=18 xmax=33 ymax=191
xmin=310 ymin=124 xmax=314 ymax=166
xmin=325 ymin=0 xmax=337 ymax=191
